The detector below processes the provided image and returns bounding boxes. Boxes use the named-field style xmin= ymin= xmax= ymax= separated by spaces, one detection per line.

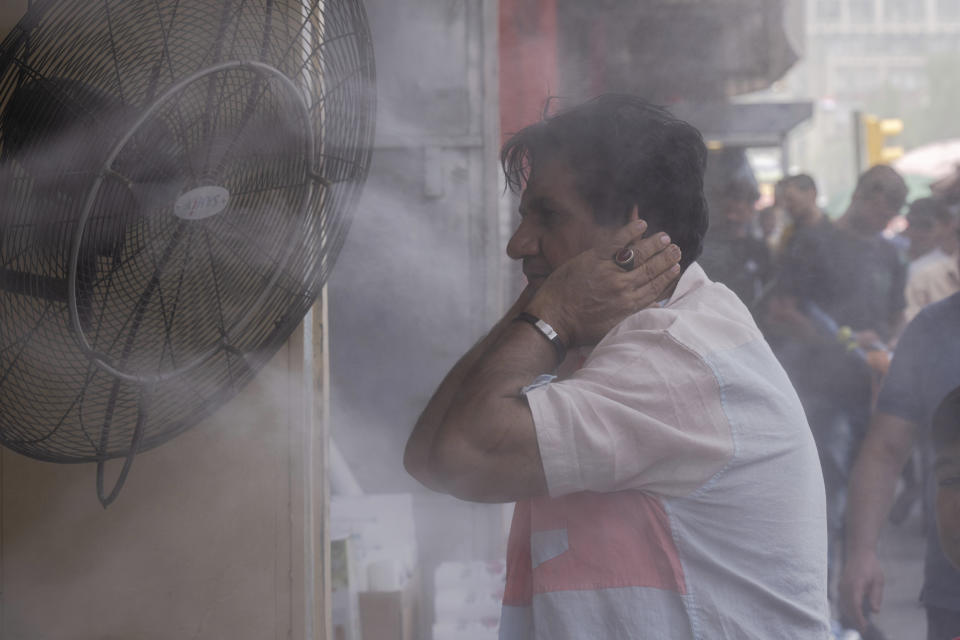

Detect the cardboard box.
xmin=358 ymin=578 xmax=418 ymax=640
xmin=331 ymin=494 xmax=418 ymax=592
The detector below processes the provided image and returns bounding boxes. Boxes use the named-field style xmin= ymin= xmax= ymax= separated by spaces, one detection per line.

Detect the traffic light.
xmin=863 ymin=114 xmax=904 ymax=166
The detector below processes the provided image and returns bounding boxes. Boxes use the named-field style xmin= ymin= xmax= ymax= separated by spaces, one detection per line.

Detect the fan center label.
xmin=174 ymin=186 xmax=230 ymax=220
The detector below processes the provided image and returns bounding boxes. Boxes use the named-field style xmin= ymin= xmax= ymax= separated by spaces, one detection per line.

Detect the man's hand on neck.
xmin=403 ymin=220 xmax=682 ymax=501
xmin=524 ymin=222 xmax=682 ymax=348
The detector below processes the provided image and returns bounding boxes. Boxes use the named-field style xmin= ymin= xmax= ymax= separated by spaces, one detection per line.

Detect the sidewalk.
xmin=872 ymin=507 xmax=926 ymax=638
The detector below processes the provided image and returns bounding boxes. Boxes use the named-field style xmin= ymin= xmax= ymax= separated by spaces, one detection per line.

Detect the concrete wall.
xmin=327 ymin=1 xmax=509 ymax=633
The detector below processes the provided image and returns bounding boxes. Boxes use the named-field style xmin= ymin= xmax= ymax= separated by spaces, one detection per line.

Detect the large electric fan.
xmin=0 ymin=0 xmax=375 ymax=506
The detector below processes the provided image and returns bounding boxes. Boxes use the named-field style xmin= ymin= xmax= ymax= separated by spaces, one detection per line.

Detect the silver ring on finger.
xmin=613 ymin=247 xmax=637 ymax=271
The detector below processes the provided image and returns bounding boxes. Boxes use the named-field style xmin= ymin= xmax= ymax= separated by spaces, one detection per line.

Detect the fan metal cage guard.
xmin=0 ymin=0 xmax=375 ymax=504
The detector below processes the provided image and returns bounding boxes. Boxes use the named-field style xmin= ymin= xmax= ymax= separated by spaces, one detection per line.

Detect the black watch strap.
xmin=515 ymin=312 xmax=568 ymax=363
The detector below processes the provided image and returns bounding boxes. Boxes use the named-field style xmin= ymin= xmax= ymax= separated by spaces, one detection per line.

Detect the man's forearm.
xmin=404 ymin=289 xmax=535 ymax=488
xmin=426 ymin=320 xmax=555 ymax=501
xmin=844 ymin=414 xmax=917 ymax=558
xmin=404 ymin=327 xmax=506 ymax=490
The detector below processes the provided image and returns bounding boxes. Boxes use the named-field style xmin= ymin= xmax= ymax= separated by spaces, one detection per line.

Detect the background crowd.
xmin=699 ymin=154 xmax=960 ymax=640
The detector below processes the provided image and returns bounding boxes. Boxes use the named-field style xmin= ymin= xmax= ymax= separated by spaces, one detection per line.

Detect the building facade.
xmin=776 ymin=0 xmax=960 ymax=206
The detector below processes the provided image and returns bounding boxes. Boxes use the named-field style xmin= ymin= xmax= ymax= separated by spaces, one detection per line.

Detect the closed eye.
xmin=516 ymin=205 xmax=559 ymax=228
xmin=536 ymin=203 xmax=567 ymax=227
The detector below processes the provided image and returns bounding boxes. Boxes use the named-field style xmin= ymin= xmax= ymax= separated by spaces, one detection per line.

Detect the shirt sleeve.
xmin=524 ymin=329 xmax=734 ymax=498
xmin=903 ymin=272 xmax=925 ymax=325
xmin=876 ymin=311 xmax=927 ymax=424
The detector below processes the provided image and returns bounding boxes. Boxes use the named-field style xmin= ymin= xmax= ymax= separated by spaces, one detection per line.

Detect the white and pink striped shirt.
xmin=504 ymin=263 xmax=830 ymax=639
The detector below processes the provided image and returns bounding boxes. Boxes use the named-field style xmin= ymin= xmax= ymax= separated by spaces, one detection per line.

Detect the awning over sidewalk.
xmin=558 ymin=0 xmax=801 ymax=102
xmin=683 ymin=0 xmax=801 ymax=96
xmin=670 ymin=101 xmax=814 ymax=147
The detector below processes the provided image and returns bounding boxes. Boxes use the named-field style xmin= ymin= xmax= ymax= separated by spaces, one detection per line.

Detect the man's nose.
xmin=506 ymin=219 xmax=539 ymax=260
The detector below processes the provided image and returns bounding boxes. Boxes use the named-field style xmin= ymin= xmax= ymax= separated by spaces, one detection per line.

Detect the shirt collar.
xmin=660 ymin=262 xmax=708 ymax=308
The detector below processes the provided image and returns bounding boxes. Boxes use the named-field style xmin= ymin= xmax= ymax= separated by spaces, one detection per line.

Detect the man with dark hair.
xmin=498 ymin=94 xmax=710 ymax=268
xmin=839 ymin=235 xmax=960 ymax=638
xmin=851 ymin=164 xmax=910 ymax=225
xmin=785 ymin=173 xmax=818 ymax=196
xmin=780 ymin=173 xmax=823 ymax=239
xmin=903 ymin=197 xmax=960 ymax=323
xmin=405 ymin=94 xmax=829 ymax=639
xmin=905 ymin=197 xmax=956 ymax=266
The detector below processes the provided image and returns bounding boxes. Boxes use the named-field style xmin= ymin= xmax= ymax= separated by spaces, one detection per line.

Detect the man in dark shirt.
xmin=763 ymin=165 xmax=909 ymax=588
xmin=776 ymin=167 xmax=907 ymax=341
xmin=840 ymin=286 xmax=960 ymax=639
xmin=932 ymin=386 xmax=960 ymax=573
xmin=780 ymin=173 xmax=823 ymax=241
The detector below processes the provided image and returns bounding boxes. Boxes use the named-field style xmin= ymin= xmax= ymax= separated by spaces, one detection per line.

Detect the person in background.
xmin=902 ymin=197 xmax=960 ymax=324
xmin=904 ymin=197 xmax=956 ymax=268
xmin=839 ymin=238 xmax=960 ymax=639
xmin=932 ymin=386 xmax=960 ymax=572
xmin=762 ymin=166 xmax=908 ymax=594
xmin=779 ymin=173 xmax=825 ymax=246
xmin=888 ymin=197 xmax=959 ymax=527
xmin=698 ymin=149 xmax=772 ymax=309
xmin=756 ymin=179 xmax=787 ymax=253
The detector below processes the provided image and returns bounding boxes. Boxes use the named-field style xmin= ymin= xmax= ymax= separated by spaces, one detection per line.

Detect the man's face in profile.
xmin=719 ymin=193 xmax=755 ymax=230
xmin=935 ymin=439 xmax=960 ymax=570
xmin=856 ymin=192 xmax=906 ymax=235
xmin=782 ymin=183 xmax=815 ymax=223
xmin=506 ymin=156 xmax=622 ymax=288
xmin=903 ymin=214 xmax=940 ymax=259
